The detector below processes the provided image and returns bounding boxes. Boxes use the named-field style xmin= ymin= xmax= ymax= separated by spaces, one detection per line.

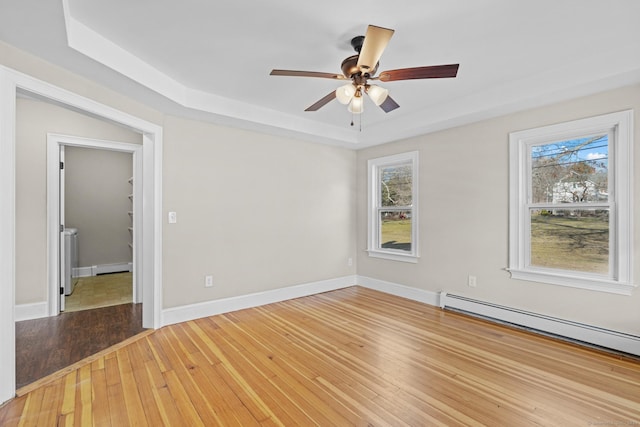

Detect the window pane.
xmin=530 ymin=135 xmax=608 ymax=204
xmin=380 ymin=164 xmax=412 ymax=207
xmin=530 ymin=209 xmax=609 ymax=274
xmin=380 ymin=210 xmax=412 ymax=251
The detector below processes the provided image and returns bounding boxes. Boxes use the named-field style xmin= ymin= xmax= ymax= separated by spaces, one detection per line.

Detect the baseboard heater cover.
xmin=92 ymin=262 xmax=133 ymax=276
xmin=440 ymin=292 xmax=640 ymax=357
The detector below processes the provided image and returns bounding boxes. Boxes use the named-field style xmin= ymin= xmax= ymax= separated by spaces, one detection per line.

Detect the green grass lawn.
xmin=381 ymin=219 xmax=411 ymax=251
xmin=530 ymin=214 xmax=609 ymax=273
xmin=379 ymin=213 xmax=608 ymax=273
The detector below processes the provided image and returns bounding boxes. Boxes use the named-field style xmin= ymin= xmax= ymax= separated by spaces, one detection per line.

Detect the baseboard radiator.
xmin=74 ymin=262 xmax=132 ymax=277
xmin=93 ymin=262 xmax=132 ymax=275
xmin=439 ymin=292 xmax=640 ymax=357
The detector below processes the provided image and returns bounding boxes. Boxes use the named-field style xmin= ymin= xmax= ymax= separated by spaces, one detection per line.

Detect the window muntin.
xmin=368 ymin=152 xmax=418 ymax=262
xmin=509 ymin=111 xmax=634 ymax=295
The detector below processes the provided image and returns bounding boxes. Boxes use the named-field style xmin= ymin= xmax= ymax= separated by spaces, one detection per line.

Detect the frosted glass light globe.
xmin=335 ymin=84 xmax=356 ymax=104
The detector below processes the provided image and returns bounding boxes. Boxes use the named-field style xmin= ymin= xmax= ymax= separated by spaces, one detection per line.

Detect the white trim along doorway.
xmin=47 ymin=134 xmax=143 ymax=315
xmin=0 ymin=65 xmax=163 ymax=403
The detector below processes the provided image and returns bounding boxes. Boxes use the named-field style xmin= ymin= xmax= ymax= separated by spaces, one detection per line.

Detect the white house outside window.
xmin=368 ymin=151 xmax=418 ymax=263
xmin=508 ymin=111 xmax=634 ymax=295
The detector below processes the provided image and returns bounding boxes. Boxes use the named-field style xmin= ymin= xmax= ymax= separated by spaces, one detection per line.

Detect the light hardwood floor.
xmin=2 ymin=286 xmax=639 ymax=426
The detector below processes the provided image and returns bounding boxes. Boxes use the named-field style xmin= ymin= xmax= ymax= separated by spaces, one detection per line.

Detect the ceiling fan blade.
xmin=379 ymin=95 xmax=400 ymax=113
xmin=378 ymin=64 xmax=459 ymax=82
xmin=270 ymin=69 xmax=346 ymax=80
xmin=356 ymin=25 xmax=394 ymax=74
xmin=305 ymin=91 xmax=337 ymax=111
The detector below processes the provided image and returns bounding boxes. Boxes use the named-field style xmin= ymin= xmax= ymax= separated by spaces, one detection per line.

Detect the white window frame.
xmin=367 ymin=151 xmax=419 ymax=263
xmin=508 ymin=110 xmax=634 ymax=295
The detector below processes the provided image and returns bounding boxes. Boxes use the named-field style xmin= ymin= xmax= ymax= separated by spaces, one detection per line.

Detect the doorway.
xmin=47 ymin=134 xmax=144 ymax=316
xmin=0 ymin=67 xmax=163 ymax=403
xmin=60 ymin=143 xmax=136 ymax=313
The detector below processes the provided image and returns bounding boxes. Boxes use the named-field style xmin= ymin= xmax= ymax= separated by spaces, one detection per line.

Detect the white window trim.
xmin=508 ymin=110 xmax=634 ymax=295
xmin=367 ymin=151 xmax=419 ymax=263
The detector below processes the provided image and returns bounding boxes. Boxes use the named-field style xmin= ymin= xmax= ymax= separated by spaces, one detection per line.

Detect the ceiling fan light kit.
xmin=336 ymin=83 xmax=356 ymax=104
xmin=365 ymin=84 xmax=389 ymax=106
xmin=347 ymin=89 xmax=364 ymax=114
xmin=270 ymin=24 xmax=459 ymax=122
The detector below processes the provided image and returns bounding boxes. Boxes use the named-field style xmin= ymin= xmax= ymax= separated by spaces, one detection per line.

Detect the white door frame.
xmin=0 ymin=65 xmax=163 ymax=403
xmin=47 ymin=135 xmax=143 ymax=315
xmin=59 ymin=144 xmax=66 ymax=312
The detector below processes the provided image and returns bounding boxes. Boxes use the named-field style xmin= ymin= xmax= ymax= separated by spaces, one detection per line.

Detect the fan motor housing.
xmin=341 ymin=55 xmax=359 ymax=78
xmin=341 ymin=55 xmax=378 ymax=78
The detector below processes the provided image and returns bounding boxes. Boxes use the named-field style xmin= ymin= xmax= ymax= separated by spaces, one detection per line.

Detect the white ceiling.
xmin=1 ymin=0 xmax=640 ymax=148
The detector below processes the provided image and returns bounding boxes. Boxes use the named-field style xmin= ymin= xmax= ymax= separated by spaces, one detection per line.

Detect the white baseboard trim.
xmin=441 ymin=293 xmax=640 ymax=357
xmin=157 ymin=273 xmax=640 ymax=356
xmin=161 ymin=275 xmax=357 ymax=327
xmin=74 ymin=262 xmax=132 ymax=278
xmin=356 ymin=275 xmax=440 ymax=306
xmin=15 ymin=302 xmax=49 ymax=322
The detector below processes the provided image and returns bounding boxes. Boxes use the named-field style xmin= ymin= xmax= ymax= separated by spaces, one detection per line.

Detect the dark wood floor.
xmin=15 ymin=303 xmax=145 ymax=389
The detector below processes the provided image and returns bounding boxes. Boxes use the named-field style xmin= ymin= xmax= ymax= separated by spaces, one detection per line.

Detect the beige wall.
xmin=356 ymin=84 xmax=640 ymax=336
xmin=162 ymin=116 xmax=356 ymax=308
xmin=65 ymin=146 xmax=133 ymax=268
xmin=15 ymin=98 xmax=141 ymax=304
xmin=6 ymin=40 xmax=640 ymax=336
xmin=6 ymin=42 xmax=357 ymax=309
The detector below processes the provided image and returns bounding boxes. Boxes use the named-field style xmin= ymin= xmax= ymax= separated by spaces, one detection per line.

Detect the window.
xmin=368 ymin=151 xmax=418 ymax=263
xmin=509 ymin=111 xmax=634 ymax=294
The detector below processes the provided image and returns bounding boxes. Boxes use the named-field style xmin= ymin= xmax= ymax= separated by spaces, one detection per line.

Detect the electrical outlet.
xmin=348 ymin=257 xmax=353 ymax=267
xmin=205 ymin=275 xmax=213 ymax=288
xmin=168 ymin=211 xmax=177 ymax=224
xmin=468 ymin=275 xmax=477 ymax=288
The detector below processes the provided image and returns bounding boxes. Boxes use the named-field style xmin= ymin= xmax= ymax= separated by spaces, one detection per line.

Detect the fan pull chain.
xmin=350 ymin=113 xmax=363 ymax=132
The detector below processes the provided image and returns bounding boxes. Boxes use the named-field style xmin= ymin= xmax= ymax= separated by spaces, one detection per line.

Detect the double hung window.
xmin=367 ymin=151 xmax=418 ymax=263
xmin=508 ymin=111 xmax=633 ymax=294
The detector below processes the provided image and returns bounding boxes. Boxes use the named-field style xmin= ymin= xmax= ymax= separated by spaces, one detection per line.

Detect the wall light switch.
xmin=168 ymin=211 xmax=177 ymax=224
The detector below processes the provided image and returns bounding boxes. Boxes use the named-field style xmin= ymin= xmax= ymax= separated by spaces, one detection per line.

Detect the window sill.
xmin=508 ymin=268 xmax=635 ymax=296
xmin=367 ymin=250 xmax=418 ymax=264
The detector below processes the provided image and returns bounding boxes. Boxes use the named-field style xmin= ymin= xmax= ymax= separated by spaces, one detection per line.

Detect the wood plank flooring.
xmin=3 ymin=286 xmax=640 ymax=426
xmin=15 ymin=303 xmax=145 ymax=390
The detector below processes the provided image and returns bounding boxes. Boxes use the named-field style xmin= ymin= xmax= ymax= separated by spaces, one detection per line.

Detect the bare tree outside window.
xmin=531 ymin=135 xmax=608 ymax=204
xmin=379 ymin=164 xmax=413 ymax=251
xmin=529 ymin=135 xmax=609 ymax=273
xmin=368 ymin=151 xmax=418 ymax=262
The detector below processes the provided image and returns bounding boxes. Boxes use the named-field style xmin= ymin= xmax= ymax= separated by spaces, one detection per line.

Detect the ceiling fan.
xmin=270 ymin=25 xmax=459 ymax=115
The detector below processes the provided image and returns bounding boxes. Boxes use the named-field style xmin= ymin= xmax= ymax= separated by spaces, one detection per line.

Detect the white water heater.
xmin=63 ymin=228 xmax=79 ymax=295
